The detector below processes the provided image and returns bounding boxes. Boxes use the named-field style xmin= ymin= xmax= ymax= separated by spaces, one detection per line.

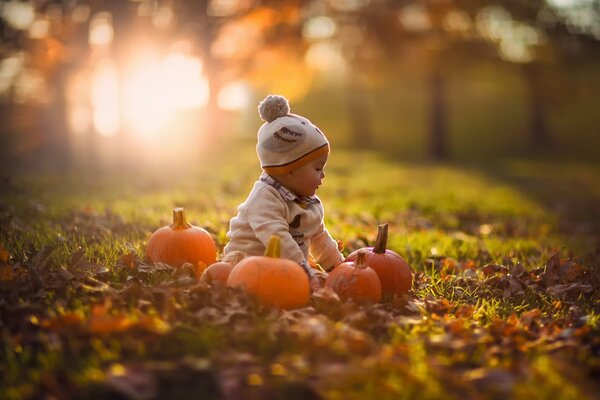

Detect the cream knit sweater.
xmin=223 ymin=179 xmax=344 ymax=271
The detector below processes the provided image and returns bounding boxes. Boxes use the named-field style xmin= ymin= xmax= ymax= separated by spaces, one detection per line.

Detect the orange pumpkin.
xmin=325 ymin=251 xmax=381 ymax=303
xmin=226 ymin=236 xmax=310 ymax=310
xmin=345 ymin=224 xmax=412 ymax=297
xmin=202 ymin=261 xmax=234 ymax=286
xmin=146 ymin=208 xmax=216 ymax=267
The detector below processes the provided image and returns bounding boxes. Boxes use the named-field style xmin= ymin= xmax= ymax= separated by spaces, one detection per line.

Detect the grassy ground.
xmin=1 ymin=139 xmax=599 ymax=399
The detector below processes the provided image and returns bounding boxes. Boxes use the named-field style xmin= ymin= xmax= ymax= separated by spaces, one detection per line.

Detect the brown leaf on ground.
xmin=41 ymin=312 xmax=84 ymax=330
xmin=0 ymin=262 xmax=14 ymax=281
xmin=0 ymin=243 xmax=9 ymax=263
xmin=546 ymin=283 xmax=594 ymax=299
xmin=117 ymin=251 xmax=139 ymax=270
xmin=482 ymin=263 xmax=509 ymax=276
xmin=68 ymin=248 xmax=110 ymax=278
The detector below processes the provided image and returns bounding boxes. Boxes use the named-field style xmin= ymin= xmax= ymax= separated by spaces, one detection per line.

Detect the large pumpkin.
xmin=226 ymin=236 xmax=310 ymax=310
xmin=325 ymin=251 xmax=381 ymax=303
xmin=345 ymin=224 xmax=412 ymax=297
xmin=146 ymin=208 xmax=217 ymax=267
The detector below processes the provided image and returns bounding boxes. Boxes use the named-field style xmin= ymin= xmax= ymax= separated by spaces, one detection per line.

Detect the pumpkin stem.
xmin=264 ymin=236 xmax=282 ymax=258
xmin=373 ymin=223 xmax=388 ymax=254
xmin=355 ymin=251 xmax=368 ymax=269
xmin=172 ymin=207 xmax=191 ymax=228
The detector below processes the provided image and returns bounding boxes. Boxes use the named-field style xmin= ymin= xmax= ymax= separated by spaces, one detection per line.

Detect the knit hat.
xmin=256 ymin=95 xmax=330 ymax=175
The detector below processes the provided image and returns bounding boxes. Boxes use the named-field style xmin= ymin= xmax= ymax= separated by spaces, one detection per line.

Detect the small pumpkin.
xmin=345 ymin=224 xmax=412 ymax=297
xmin=146 ymin=207 xmax=217 ymax=267
xmin=325 ymin=251 xmax=381 ymax=303
xmin=202 ymin=261 xmax=234 ymax=286
xmin=226 ymin=236 xmax=310 ymax=310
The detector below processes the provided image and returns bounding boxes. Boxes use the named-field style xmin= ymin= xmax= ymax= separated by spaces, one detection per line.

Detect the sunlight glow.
xmin=208 ymin=0 xmax=242 ymax=17
xmin=499 ymin=41 xmax=534 ymax=63
xmin=123 ymin=51 xmax=208 ymax=137
xmin=476 ymin=6 xmax=544 ymax=63
xmin=476 ymin=6 xmax=512 ymax=42
xmin=91 ymin=60 xmax=119 ymax=137
xmin=399 ymin=4 xmax=432 ymax=32
xmin=218 ymin=81 xmax=251 ymax=111
xmin=1 ymin=1 xmax=35 ymax=30
xmin=71 ymin=5 xmax=91 ymax=24
xmin=13 ymin=68 xmax=46 ymax=104
xmin=67 ymin=70 xmax=92 ymax=135
xmin=443 ymin=11 xmax=472 ymax=33
xmin=305 ymin=42 xmax=347 ymax=72
xmin=303 ymin=16 xmax=337 ymax=40
xmin=0 ymin=53 xmax=24 ymax=98
xmin=89 ymin=12 xmax=114 ymax=47
xmin=29 ymin=18 xmax=50 ymax=39
xmin=152 ymin=6 xmax=174 ymax=29
xmin=330 ymin=0 xmax=370 ymax=12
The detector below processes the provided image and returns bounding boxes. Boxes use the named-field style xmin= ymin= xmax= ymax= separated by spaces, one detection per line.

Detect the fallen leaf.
xmin=0 ymin=243 xmax=9 ymax=262
xmin=0 ymin=263 xmax=14 ymax=281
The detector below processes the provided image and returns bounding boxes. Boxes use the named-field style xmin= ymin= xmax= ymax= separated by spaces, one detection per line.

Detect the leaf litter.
xmin=1 ymin=207 xmax=600 ymax=399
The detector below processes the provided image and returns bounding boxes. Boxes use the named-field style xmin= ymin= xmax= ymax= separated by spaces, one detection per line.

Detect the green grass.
xmin=1 ymin=140 xmax=599 ymax=399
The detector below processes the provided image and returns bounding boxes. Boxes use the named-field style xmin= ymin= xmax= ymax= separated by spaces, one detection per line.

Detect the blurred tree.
xmin=1 ymin=0 xmax=599 ymax=170
xmin=470 ymin=0 xmax=600 ymax=149
xmin=0 ymin=0 xmax=307 ymax=171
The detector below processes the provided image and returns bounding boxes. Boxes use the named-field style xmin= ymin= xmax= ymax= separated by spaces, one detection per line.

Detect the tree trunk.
xmin=523 ymin=63 xmax=550 ymax=147
xmin=42 ymin=67 xmax=71 ymax=172
xmin=429 ymin=60 xmax=447 ymax=160
xmin=345 ymin=74 xmax=373 ymax=148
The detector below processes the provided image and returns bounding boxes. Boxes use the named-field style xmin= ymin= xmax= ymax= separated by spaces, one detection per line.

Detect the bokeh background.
xmin=0 ymin=0 xmax=599 ymax=172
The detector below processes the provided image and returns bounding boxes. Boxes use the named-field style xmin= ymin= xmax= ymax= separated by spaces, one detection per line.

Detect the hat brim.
xmin=262 ymin=144 xmax=329 ymax=175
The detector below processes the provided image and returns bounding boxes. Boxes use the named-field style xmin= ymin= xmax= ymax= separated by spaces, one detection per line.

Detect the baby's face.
xmin=282 ymin=154 xmax=328 ymax=197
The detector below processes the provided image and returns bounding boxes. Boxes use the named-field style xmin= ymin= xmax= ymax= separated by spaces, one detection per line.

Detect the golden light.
xmin=218 ymin=81 xmax=251 ymax=111
xmin=476 ymin=6 xmax=543 ymax=63
xmin=0 ymin=53 xmax=24 ymax=98
xmin=476 ymin=6 xmax=512 ymax=42
xmin=249 ymin=47 xmax=314 ymax=102
xmin=67 ymin=70 xmax=92 ymax=136
xmin=123 ymin=64 xmax=166 ymax=137
xmin=303 ymin=16 xmax=337 ymax=40
xmin=330 ymin=0 xmax=371 ymax=12
xmin=122 ymin=50 xmax=208 ymax=137
xmin=91 ymin=60 xmax=119 ymax=137
xmin=305 ymin=42 xmax=347 ymax=72
xmin=13 ymin=68 xmax=46 ymax=104
xmin=443 ymin=11 xmax=472 ymax=33
xmin=399 ymin=3 xmax=432 ymax=32
xmin=1 ymin=1 xmax=35 ymax=30
xmin=89 ymin=12 xmax=114 ymax=47
xmin=208 ymin=0 xmax=242 ymax=17
xmin=152 ymin=6 xmax=174 ymax=29
xmin=499 ymin=40 xmax=534 ymax=63
xmin=161 ymin=53 xmax=207 ymax=109
xmin=71 ymin=5 xmax=91 ymax=24
xmin=29 ymin=18 xmax=50 ymax=39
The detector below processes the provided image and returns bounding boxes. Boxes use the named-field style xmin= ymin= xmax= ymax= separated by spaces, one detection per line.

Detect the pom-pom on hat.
xmin=256 ymin=95 xmax=330 ymax=175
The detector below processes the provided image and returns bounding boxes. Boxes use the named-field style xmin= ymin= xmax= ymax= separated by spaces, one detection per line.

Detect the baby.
xmin=222 ymin=95 xmax=344 ymax=291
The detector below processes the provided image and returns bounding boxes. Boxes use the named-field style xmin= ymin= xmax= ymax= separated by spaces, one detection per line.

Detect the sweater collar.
xmin=260 ymin=172 xmax=320 ymax=207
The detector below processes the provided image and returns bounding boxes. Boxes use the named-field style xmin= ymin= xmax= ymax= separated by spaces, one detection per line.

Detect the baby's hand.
xmin=309 ymin=271 xmax=328 ymax=292
xmin=309 ymin=275 xmax=322 ymax=292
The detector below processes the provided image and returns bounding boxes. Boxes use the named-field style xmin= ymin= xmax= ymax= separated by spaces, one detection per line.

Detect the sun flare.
xmin=87 ymin=46 xmax=209 ymax=139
